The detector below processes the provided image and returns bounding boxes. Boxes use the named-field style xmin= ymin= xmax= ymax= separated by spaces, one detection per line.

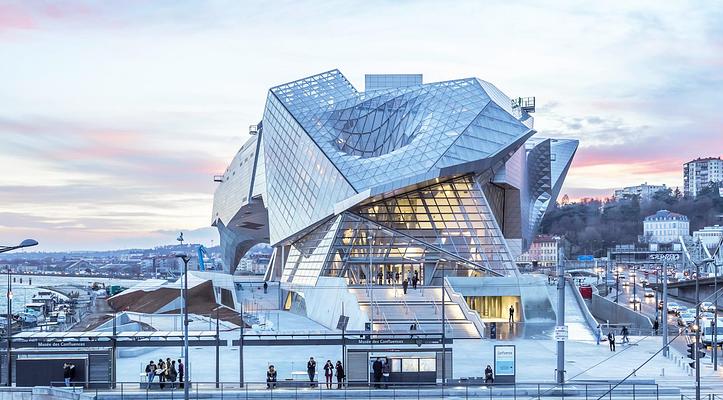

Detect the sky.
xmin=0 ymin=0 xmax=722 ymax=251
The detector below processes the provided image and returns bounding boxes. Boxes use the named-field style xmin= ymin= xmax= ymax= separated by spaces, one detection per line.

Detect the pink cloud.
xmin=0 ymin=4 xmax=35 ymax=31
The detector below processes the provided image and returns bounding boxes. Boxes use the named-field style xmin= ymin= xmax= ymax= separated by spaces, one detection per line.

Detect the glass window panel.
xmin=402 ymin=359 xmax=419 ymax=372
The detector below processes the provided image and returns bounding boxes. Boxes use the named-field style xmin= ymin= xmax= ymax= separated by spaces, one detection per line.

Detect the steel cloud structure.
xmin=212 ymin=71 xmax=577 ymax=288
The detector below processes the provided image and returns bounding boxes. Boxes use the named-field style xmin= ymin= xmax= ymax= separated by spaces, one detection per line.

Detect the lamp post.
xmin=615 ymin=267 xmax=623 ymax=303
xmin=693 ymin=257 xmax=714 ymax=400
xmin=631 ymin=272 xmax=637 ymax=311
xmin=1 ymin=239 xmax=38 ymax=386
xmin=175 ymin=254 xmax=191 ymax=400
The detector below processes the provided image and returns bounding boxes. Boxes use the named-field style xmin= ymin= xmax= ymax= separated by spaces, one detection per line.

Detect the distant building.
xmin=613 ymin=182 xmax=667 ymax=201
xmin=684 ymin=157 xmax=723 ymax=198
xmin=516 ymin=235 xmax=568 ymax=267
xmin=643 ymin=209 xmax=689 ymax=244
xmin=693 ymin=225 xmax=723 ymax=250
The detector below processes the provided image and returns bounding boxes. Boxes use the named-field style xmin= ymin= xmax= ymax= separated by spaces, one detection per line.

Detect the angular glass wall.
xmin=281 ymin=216 xmax=342 ymax=286
xmin=323 ymin=213 xmax=493 ymax=286
xmin=354 ymin=176 xmax=517 ymax=276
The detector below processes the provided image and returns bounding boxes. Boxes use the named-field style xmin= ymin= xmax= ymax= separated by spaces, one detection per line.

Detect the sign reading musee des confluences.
xmin=494 ymin=345 xmax=516 ymax=378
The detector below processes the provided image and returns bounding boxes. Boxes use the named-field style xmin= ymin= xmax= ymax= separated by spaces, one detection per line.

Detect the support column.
xmin=556 ymin=261 xmax=565 ymax=384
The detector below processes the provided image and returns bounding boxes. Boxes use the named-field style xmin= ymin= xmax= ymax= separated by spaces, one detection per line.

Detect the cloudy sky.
xmin=1 ymin=0 xmax=721 ymax=251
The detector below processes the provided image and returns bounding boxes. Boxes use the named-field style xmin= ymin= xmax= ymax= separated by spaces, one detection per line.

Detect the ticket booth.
xmin=346 ymin=347 xmax=452 ymax=386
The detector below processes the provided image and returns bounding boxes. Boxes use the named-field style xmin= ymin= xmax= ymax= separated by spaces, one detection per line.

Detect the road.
xmin=602 ymin=267 xmax=722 ymax=365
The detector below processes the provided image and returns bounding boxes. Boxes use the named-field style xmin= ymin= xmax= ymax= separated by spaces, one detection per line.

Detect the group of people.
xmin=144 ymin=358 xmax=184 ymax=389
xmin=594 ymin=324 xmax=631 ymax=351
xmin=266 ymin=358 xmax=345 ymax=389
xmin=62 ymin=363 xmax=76 ymax=387
xmin=371 ymin=357 xmax=392 ymax=388
xmin=401 ymin=270 xmax=420 ymax=294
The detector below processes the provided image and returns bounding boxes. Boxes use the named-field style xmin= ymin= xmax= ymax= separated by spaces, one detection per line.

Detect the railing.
xmin=444 ymin=277 xmax=485 ymax=337
xmin=44 ymin=380 xmax=686 ymax=399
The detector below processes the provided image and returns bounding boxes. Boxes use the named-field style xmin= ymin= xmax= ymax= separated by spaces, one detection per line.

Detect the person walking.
xmin=484 ymin=364 xmax=494 ymax=384
xmin=372 ymin=358 xmax=383 ymax=388
xmin=395 ymin=271 xmax=400 ymax=284
xmin=653 ymin=319 xmax=659 ymax=335
xmin=266 ymin=365 xmax=277 ymax=389
xmin=621 ymin=326 xmax=629 ymax=344
xmin=324 ymin=360 xmax=334 ymax=389
xmin=307 ymin=357 xmax=317 ymax=386
xmin=402 ymin=279 xmax=408 ymax=294
xmin=412 ymin=271 xmax=419 ymax=289
xmin=407 ymin=270 xmax=413 ymax=285
xmin=177 ymin=359 xmax=184 ymax=389
xmin=263 ymin=281 xmax=268 ymax=294
xmin=145 ymin=360 xmax=156 ymax=388
xmin=607 ymin=331 xmax=616 ymax=352
xmin=335 ymin=360 xmax=345 ymax=389
xmin=410 ymin=322 xmax=417 ymax=339
xmin=508 ymin=305 xmax=515 ymax=323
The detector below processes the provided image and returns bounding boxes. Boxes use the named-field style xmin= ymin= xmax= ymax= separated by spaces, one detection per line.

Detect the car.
xmin=644 ymin=288 xmax=655 ymax=297
xmin=667 ymin=302 xmax=681 ymax=313
xmin=679 ymin=311 xmax=696 ymax=326
xmin=629 ymin=295 xmax=641 ymax=304
xmin=676 ymin=306 xmax=689 ymax=316
xmin=640 ymin=278 xmax=649 ymax=286
xmin=701 ymin=302 xmax=717 ymax=312
xmin=701 ymin=312 xmax=715 ymax=320
xmin=622 ymin=281 xmax=630 ymax=287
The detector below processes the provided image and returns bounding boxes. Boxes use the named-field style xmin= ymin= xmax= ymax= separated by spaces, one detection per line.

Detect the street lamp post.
xmin=615 ymin=267 xmax=623 ymax=303
xmin=693 ymin=257 xmax=714 ymax=400
xmin=631 ymin=272 xmax=637 ymax=311
xmin=175 ymin=254 xmax=191 ymax=400
xmin=0 ymin=239 xmax=38 ymax=386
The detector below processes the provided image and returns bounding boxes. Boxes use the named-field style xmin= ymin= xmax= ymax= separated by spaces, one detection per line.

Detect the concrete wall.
xmin=446 ymin=275 xmax=555 ymax=322
xmin=566 ymin=277 xmax=599 ymax=332
xmin=591 ymin=294 xmax=653 ymax=330
xmin=296 ymin=277 xmax=368 ymax=331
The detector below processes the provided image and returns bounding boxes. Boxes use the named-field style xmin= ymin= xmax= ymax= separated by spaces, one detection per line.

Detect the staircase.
xmin=349 ymin=285 xmax=482 ymax=338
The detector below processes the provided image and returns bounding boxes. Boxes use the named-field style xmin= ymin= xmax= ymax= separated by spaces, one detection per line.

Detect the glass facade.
xmin=213 ymin=69 xmax=579 ymax=279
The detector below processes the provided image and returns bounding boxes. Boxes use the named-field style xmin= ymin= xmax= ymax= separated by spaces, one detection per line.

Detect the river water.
xmin=0 ymin=274 xmax=141 ymax=314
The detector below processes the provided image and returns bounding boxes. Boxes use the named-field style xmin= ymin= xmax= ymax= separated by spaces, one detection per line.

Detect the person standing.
xmin=307 ymin=357 xmax=317 ymax=386
xmin=407 ymin=270 xmax=413 ymax=285
xmin=263 ymin=281 xmax=268 ymax=294
xmin=595 ymin=324 xmax=602 ymax=345
xmin=169 ymin=360 xmax=178 ymax=389
xmin=157 ymin=359 xmax=166 ymax=389
xmin=372 ymin=358 xmax=383 ymax=388
xmin=412 ymin=271 xmax=419 ymax=289
xmin=63 ymin=363 xmax=73 ymax=387
xmin=608 ymin=331 xmax=616 ymax=352
xmin=382 ymin=357 xmax=391 ymax=388
xmin=653 ymin=319 xmax=659 ymax=335
xmin=395 ymin=271 xmax=400 ymax=284
xmin=335 ymin=360 xmax=345 ymax=389
xmin=266 ymin=365 xmax=277 ymax=389
xmin=177 ymin=359 xmax=184 ymax=389
xmin=323 ymin=360 xmax=334 ymax=389
xmin=484 ymin=364 xmax=494 ymax=384
xmin=508 ymin=305 xmax=515 ymax=323
xmin=621 ymin=326 xmax=629 ymax=344
xmin=402 ymin=279 xmax=408 ymax=295
xmin=145 ymin=360 xmax=156 ymax=388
